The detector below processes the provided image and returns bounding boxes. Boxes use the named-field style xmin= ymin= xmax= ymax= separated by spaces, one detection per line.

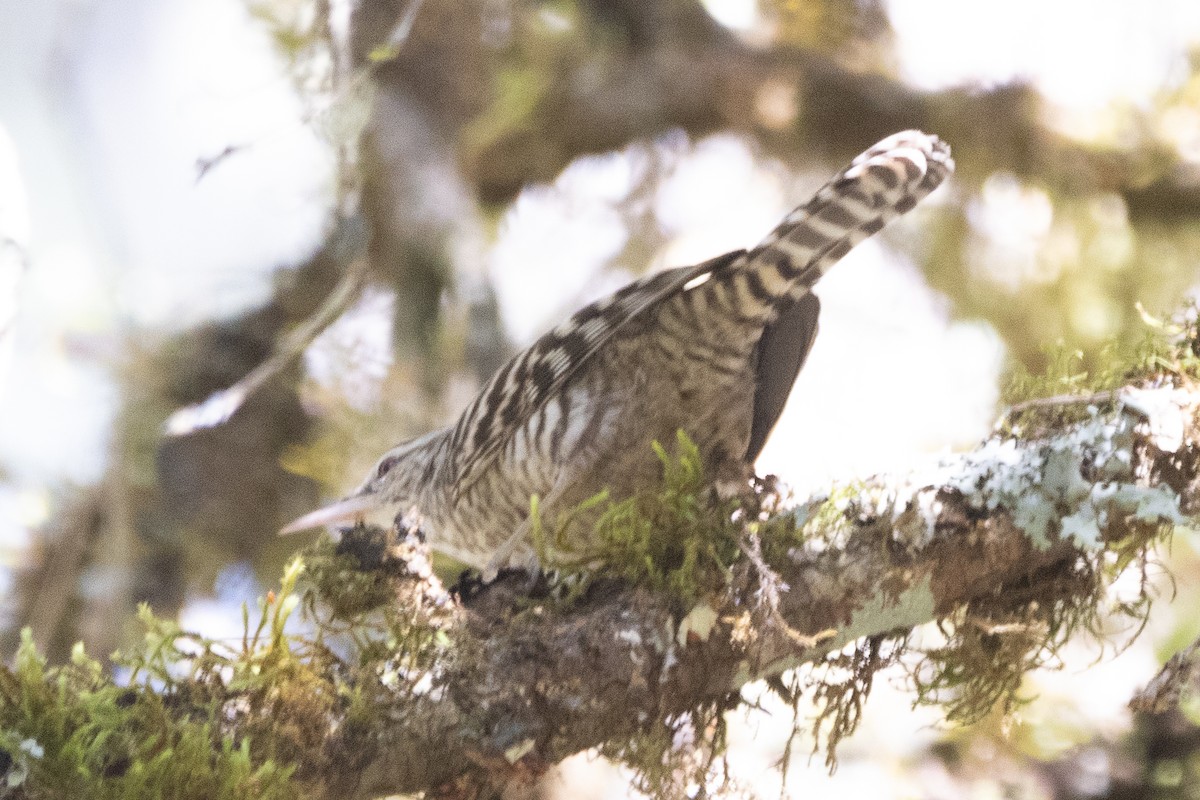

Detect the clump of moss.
xmin=909 ymin=515 xmax=1158 ymax=728
xmin=0 ymin=540 xmax=458 ymax=799
xmin=0 ymin=572 xmax=309 ymax=799
xmin=532 ymin=431 xmax=751 ymax=606
xmin=297 ymin=524 xmax=456 ymax=744
xmin=522 ymin=433 xmax=823 ymax=792
xmin=300 ymin=523 xmax=417 ymax=618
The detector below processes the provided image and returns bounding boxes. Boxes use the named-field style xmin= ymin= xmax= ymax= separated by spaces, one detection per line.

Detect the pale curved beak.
xmin=278 ymin=494 xmax=381 ymax=536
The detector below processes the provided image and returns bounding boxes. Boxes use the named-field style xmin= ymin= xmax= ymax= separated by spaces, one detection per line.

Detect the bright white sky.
xmin=2 ymin=0 xmax=1200 ymax=795
xmin=888 ymin=0 xmax=1200 ymax=108
xmin=706 ymin=0 xmax=1200 ymax=118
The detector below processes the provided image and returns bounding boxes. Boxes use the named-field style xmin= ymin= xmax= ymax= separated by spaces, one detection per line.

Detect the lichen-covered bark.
xmin=308 ymin=384 xmax=1197 ymax=799
xmin=3 ymin=382 xmax=1193 ymax=799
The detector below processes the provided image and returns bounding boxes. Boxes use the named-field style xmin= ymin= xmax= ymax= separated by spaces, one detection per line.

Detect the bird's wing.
xmin=744 ymin=292 xmax=820 ymax=463
xmin=448 ymin=251 xmax=742 ymax=492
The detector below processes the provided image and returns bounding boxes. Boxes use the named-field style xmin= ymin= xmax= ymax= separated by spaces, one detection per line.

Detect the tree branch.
xmin=5 ymin=377 xmax=1196 ymax=799
xmin=314 ymin=383 xmax=1197 ymax=798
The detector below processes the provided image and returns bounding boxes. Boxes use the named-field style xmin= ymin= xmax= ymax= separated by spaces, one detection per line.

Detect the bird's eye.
xmin=376 ymin=455 xmax=400 ymax=478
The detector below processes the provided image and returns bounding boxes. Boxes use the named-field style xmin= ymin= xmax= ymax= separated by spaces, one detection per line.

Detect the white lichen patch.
xmin=676 ymin=602 xmax=718 ymax=647
xmin=5 ymin=739 xmax=44 ymax=789
xmin=617 ymin=628 xmax=643 ymax=647
xmin=1120 ymin=386 xmax=1192 ymax=452
xmin=1060 ymin=506 xmax=1103 ymax=548
xmin=900 ymin=486 xmax=944 ymax=548
xmin=907 ymin=391 xmax=1190 ymax=550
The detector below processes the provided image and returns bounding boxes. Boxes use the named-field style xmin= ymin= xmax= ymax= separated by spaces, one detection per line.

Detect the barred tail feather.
xmin=449 ymin=131 xmax=953 ymax=493
xmin=741 ymin=130 xmax=954 ymax=306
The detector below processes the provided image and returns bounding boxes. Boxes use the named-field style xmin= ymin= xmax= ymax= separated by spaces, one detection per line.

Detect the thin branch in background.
xmin=1001 ymin=390 xmax=1122 ymax=417
xmin=168 ymin=0 xmax=429 ymax=435
xmin=1130 ymin=636 xmax=1200 ymax=714
xmin=163 ymin=221 xmax=369 ymax=437
xmin=373 ymin=0 xmax=426 ymax=60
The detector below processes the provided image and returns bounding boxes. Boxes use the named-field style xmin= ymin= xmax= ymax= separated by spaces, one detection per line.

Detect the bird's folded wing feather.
xmin=746 ymin=292 xmax=821 ymax=463
xmin=448 ymin=253 xmax=737 ymax=494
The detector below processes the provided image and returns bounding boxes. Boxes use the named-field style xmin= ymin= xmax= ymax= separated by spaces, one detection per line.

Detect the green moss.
xmin=0 ymin=628 xmax=298 ymax=799
xmin=0 ymin=544 xmax=456 ymax=799
xmin=526 ymin=433 xmax=821 ymax=792
xmin=532 ymin=431 xmax=752 ymax=606
xmin=1001 ymin=302 xmax=1200 ymax=433
xmin=301 ymin=525 xmax=411 ymax=617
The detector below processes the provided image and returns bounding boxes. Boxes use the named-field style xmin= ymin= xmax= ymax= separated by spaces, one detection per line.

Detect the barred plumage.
xmin=282 ymin=130 xmax=955 ymax=573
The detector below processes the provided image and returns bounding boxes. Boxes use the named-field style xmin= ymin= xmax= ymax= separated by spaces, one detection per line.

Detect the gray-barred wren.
xmin=282 ymin=131 xmax=954 ymax=577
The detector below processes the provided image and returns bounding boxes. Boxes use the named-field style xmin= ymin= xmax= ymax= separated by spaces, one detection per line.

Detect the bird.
xmin=281 ymin=130 xmax=954 ymax=576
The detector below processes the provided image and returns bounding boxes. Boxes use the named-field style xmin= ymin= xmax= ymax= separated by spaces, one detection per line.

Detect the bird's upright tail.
xmin=734 ymin=130 xmax=954 ymax=310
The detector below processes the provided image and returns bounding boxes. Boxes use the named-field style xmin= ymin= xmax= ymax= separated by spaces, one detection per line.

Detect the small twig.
xmin=381 ymin=0 xmax=426 ymax=57
xmin=194 ymin=144 xmax=250 ymax=184
xmin=994 ymin=389 xmax=1123 ymax=432
xmin=1005 ymin=390 xmax=1121 ymax=416
xmin=964 ymin=616 xmax=1044 ymax=637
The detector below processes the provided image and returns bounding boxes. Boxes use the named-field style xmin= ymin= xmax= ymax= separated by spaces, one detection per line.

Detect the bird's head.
xmin=278 ymin=430 xmax=448 ymax=535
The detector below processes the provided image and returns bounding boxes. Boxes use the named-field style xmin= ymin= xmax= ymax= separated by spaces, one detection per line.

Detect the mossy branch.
xmin=6 ymin=332 xmax=1200 ymax=798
